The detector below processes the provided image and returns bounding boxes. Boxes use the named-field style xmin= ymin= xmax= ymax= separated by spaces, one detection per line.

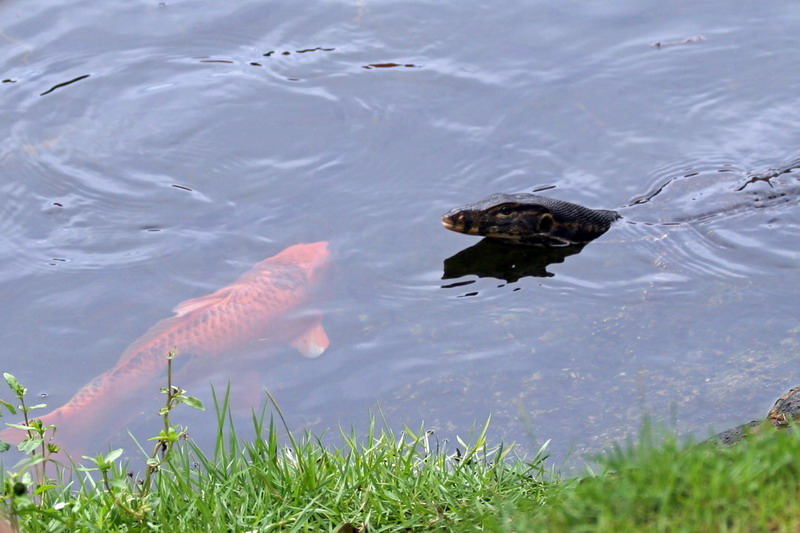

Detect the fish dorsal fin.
xmin=173 ymin=286 xmax=238 ymax=316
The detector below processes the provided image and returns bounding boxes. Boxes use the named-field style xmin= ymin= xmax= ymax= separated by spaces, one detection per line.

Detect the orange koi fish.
xmin=0 ymin=242 xmax=330 ymax=456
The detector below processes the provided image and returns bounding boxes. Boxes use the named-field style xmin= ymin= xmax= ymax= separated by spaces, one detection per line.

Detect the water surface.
xmin=1 ymin=0 xmax=799 ymax=469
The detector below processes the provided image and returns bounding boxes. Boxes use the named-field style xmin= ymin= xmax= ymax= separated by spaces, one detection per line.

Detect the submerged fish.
xmin=0 ymin=241 xmax=331 ymax=455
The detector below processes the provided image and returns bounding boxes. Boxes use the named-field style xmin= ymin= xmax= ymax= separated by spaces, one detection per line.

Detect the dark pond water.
xmin=1 ymin=0 xmax=799 ymax=470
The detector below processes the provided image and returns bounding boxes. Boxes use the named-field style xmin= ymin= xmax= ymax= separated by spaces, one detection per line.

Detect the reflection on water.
xmin=442 ymin=238 xmax=585 ymax=285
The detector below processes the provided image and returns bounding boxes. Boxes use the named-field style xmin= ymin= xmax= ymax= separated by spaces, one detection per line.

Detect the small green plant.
xmin=77 ymin=347 xmax=204 ymax=521
xmin=0 ymin=371 xmax=63 ymax=530
xmin=1 ymin=347 xmax=204 ymax=530
xmin=144 ymin=347 xmax=204 ymax=494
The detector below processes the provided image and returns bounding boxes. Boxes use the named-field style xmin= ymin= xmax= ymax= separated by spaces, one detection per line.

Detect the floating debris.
xmin=263 ymin=47 xmax=334 ymax=57
xmin=40 ymin=74 xmax=90 ymax=96
xmin=651 ymin=36 xmax=704 ymax=48
xmin=362 ymin=63 xmax=418 ymax=70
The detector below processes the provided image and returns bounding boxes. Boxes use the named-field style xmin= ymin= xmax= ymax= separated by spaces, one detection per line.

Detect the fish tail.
xmin=1 ymin=359 xmax=159 ymax=456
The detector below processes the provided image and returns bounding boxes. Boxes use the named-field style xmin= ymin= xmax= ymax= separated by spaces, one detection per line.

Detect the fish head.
xmin=272 ymin=241 xmax=331 ymax=280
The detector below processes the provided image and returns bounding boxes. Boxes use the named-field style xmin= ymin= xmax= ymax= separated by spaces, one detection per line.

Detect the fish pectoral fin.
xmin=289 ymin=319 xmax=329 ymax=359
xmin=173 ymin=286 xmax=237 ymax=316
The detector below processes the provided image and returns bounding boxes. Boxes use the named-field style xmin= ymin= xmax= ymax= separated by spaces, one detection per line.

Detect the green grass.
xmin=3 ymin=371 xmax=800 ymax=532
xmin=491 ymin=421 xmax=800 ymax=532
xmin=148 ymin=410 xmax=551 ymax=532
xmin=1 ymin=384 xmax=554 ymax=532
